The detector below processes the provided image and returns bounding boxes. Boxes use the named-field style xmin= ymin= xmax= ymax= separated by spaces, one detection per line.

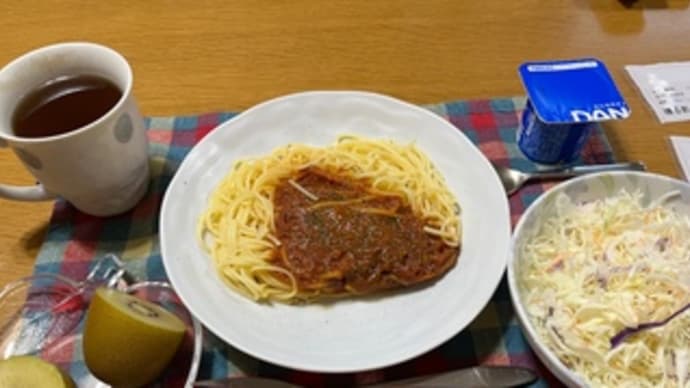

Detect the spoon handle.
xmin=530 ymin=161 xmax=646 ymax=180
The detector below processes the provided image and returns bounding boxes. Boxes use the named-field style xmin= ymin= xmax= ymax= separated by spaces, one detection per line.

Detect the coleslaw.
xmin=519 ymin=189 xmax=690 ymax=387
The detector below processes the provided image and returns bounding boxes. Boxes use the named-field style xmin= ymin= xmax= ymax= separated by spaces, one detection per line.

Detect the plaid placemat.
xmin=30 ymin=96 xmax=614 ymax=387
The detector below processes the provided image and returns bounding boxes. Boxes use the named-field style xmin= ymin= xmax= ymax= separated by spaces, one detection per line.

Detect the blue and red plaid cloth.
xmin=30 ymin=96 xmax=614 ymax=387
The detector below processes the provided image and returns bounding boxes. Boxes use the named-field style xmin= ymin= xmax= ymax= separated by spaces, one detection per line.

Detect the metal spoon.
xmin=494 ymin=161 xmax=646 ymax=196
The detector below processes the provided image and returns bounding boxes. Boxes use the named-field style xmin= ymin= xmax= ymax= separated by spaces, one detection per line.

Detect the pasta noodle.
xmin=197 ymin=135 xmax=461 ymax=302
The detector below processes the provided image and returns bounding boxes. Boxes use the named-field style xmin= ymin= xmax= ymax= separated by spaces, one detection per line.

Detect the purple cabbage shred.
xmin=610 ymin=302 xmax=690 ymax=348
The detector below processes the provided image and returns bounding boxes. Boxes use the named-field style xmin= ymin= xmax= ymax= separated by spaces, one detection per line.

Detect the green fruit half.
xmin=83 ymin=287 xmax=186 ymax=388
xmin=0 ymin=355 xmax=75 ymax=388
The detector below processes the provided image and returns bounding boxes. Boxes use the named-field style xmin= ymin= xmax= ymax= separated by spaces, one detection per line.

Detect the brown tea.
xmin=12 ymin=74 xmax=122 ymax=138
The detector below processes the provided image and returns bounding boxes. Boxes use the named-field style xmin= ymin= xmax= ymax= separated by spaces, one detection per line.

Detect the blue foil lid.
xmin=518 ymin=58 xmax=630 ymax=124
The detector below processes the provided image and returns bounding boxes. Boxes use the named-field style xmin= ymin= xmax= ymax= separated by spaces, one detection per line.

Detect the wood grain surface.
xmin=1 ymin=0 xmax=690 ymax=286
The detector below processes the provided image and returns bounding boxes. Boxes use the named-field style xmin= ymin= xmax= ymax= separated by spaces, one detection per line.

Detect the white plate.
xmin=160 ymin=91 xmax=510 ymax=373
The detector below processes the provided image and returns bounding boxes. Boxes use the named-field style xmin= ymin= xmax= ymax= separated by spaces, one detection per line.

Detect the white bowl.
xmin=507 ymin=171 xmax=690 ymax=387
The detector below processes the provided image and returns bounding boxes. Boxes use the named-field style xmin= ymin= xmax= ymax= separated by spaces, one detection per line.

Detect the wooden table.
xmin=1 ymin=1 xmax=690 ymax=287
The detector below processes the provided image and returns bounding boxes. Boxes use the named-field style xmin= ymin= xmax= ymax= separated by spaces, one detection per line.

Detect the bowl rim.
xmin=507 ymin=170 xmax=690 ymax=387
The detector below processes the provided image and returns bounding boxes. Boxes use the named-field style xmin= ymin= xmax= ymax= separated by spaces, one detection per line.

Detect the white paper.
xmin=625 ymin=62 xmax=690 ymax=123
xmin=669 ymin=136 xmax=690 ymax=181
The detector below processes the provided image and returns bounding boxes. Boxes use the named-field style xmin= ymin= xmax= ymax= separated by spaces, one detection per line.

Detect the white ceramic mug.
xmin=0 ymin=42 xmax=149 ymax=216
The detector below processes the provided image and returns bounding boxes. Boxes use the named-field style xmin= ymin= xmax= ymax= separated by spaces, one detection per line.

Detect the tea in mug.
xmin=12 ymin=74 xmax=122 ymax=138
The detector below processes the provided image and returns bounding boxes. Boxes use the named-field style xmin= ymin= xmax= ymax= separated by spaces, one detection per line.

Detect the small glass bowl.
xmin=0 ymin=255 xmax=202 ymax=387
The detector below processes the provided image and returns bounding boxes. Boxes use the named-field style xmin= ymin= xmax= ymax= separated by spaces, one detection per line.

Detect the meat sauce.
xmin=271 ymin=168 xmax=459 ymax=296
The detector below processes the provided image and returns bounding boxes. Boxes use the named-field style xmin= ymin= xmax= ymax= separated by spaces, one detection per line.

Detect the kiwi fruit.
xmin=82 ymin=287 xmax=186 ymax=387
xmin=0 ymin=355 xmax=75 ymax=388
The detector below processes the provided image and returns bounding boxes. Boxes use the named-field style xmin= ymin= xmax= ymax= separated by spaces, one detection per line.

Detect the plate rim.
xmin=160 ymin=90 xmax=511 ymax=372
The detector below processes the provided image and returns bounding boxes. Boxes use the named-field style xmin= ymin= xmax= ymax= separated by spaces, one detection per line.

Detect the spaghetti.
xmin=197 ymin=135 xmax=461 ymax=302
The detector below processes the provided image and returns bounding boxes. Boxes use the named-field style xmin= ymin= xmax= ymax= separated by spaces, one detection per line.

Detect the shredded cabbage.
xmin=519 ymin=189 xmax=690 ymax=387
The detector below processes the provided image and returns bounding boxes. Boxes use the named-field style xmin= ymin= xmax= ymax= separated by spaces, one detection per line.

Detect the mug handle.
xmin=0 ymin=139 xmax=56 ymax=201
